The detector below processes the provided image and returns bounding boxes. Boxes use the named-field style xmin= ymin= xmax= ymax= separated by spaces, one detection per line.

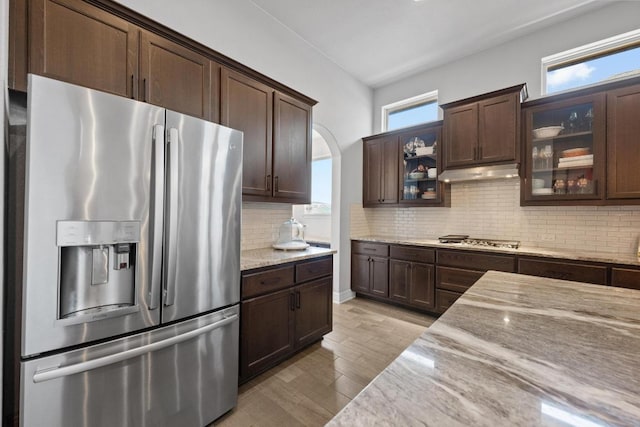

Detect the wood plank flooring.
xmin=214 ymin=298 xmax=436 ymax=426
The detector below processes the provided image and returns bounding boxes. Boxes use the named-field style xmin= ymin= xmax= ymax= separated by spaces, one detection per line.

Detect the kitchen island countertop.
xmin=328 ymin=270 xmax=640 ymax=426
xmin=241 ymin=246 xmax=335 ymax=271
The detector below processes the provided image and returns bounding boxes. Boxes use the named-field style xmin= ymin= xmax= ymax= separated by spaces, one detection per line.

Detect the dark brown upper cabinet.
xmin=606 ymin=83 xmax=640 ymax=200
xmin=139 ymin=30 xmax=211 ymax=119
xmin=221 ymin=68 xmax=274 ymax=199
xmin=521 ymin=76 xmax=640 ymax=206
xmin=442 ymin=84 xmax=526 ymax=169
xmin=398 ymin=122 xmax=448 ymax=206
xmin=10 ymin=0 xmax=317 ymax=147
xmin=28 ymin=0 xmax=139 ymax=98
xmin=521 ymin=93 xmax=605 ymax=205
xmin=272 ymin=92 xmax=312 ymax=204
xmin=221 ymin=69 xmax=312 ymax=204
xmin=362 ymin=135 xmax=398 ymax=206
xmin=362 ymin=122 xmax=449 ymax=208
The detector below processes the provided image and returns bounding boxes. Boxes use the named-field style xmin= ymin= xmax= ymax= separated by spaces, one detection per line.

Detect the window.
xmin=382 ymin=90 xmax=438 ymax=132
xmin=542 ymin=29 xmax=640 ymax=95
xmin=303 ymin=157 xmax=332 ymax=215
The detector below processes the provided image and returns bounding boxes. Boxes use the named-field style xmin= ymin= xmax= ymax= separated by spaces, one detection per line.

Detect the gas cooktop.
xmin=438 ymin=235 xmax=520 ymax=249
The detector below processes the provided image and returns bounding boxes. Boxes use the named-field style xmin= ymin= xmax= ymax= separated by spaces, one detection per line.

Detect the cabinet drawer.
xmin=518 ymin=258 xmax=607 ymax=285
xmin=296 ymin=257 xmax=332 ymax=283
xmin=436 ymin=266 xmax=484 ymax=293
xmin=390 ymin=245 xmax=435 ymax=263
xmin=611 ymin=268 xmax=640 ymax=290
xmin=435 ymin=290 xmax=462 ymax=314
xmin=242 ymin=265 xmax=295 ymax=299
xmin=352 ymin=241 xmax=389 ymax=257
xmin=437 ymin=249 xmax=515 ymax=272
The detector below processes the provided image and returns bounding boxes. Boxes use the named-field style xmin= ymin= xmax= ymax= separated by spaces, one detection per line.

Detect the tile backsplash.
xmin=241 ymin=202 xmax=292 ymax=250
xmin=351 ymin=179 xmax=640 ymax=257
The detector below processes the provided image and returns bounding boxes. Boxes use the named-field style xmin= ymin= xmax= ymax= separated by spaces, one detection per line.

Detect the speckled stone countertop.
xmin=353 ymin=235 xmax=640 ymax=267
xmin=328 ymin=271 xmax=640 ymax=426
xmin=240 ymin=246 xmax=335 ymax=271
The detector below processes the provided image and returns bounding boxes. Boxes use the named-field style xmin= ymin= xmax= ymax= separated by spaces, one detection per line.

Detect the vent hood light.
xmin=438 ymin=164 xmax=520 ymax=183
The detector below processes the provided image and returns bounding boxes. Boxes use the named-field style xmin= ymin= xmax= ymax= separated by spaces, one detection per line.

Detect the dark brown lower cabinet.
xmin=351 ymin=252 xmax=389 ymax=297
xmin=352 ymin=239 xmax=640 ymax=317
xmin=435 ymin=250 xmax=516 ymax=314
xmin=435 ymin=290 xmax=461 ymax=313
xmin=518 ymin=257 xmax=607 ymax=285
xmin=389 ymin=260 xmax=435 ymax=310
xmin=240 ymin=288 xmax=294 ymax=380
xmin=353 ymin=243 xmax=434 ymax=312
xmin=611 ymin=268 xmax=640 ymax=290
xmin=294 ymin=277 xmax=333 ymax=348
xmin=240 ymin=256 xmax=333 ymax=383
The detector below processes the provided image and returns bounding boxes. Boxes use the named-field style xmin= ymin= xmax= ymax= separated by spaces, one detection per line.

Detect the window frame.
xmin=541 ymin=29 xmax=640 ymax=95
xmin=381 ymin=90 xmax=438 ymax=132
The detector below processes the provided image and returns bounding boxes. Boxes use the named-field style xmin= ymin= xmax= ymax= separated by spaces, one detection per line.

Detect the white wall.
xmin=113 ymin=0 xmax=372 ymax=300
xmin=373 ymin=2 xmax=640 ymax=131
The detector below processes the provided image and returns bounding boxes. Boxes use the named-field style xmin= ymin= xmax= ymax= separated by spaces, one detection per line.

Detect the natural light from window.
xmin=308 ymin=158 xmax=332 ymax=214
xmin=387 ymin=102 xmax=439 ymax=131
xmin=543 ymin=29 xmax=640 ymax=95
xmin=382 ymin=90 xmax=438 ymax=132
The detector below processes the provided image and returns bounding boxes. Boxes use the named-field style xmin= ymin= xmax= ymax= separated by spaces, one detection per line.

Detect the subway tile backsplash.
xmin=241 ymin=202 xmax=292 ymax=250
xmin=351 ymin=179 xmax=640 ymax=257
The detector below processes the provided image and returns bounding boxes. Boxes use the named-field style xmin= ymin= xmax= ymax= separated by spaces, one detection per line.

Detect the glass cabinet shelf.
xmin=522 ymin=92 xmax=605 ymax=204
xmin=399 ymin=124 xmax=444 ymax=204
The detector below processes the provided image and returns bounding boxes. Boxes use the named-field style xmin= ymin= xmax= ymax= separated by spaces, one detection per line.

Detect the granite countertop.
xmin=328 ymin=271 xmax=640 ymax=426
xmin=240 ymin=246 xmax=336 ymax=271
xmin=353 ymin=235 xmax=640 ymax=267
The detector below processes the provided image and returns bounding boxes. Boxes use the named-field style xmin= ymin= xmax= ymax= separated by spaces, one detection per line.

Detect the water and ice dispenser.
xmin=57 ymin=221 xmax=140 ymax=320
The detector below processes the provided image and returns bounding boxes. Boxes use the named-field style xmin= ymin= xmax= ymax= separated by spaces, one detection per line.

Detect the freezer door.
xmin=22 ymin=75 xmax=165 ymax=357
xmin=163 ymin=111 xmax=243 ymax=322
xmin=21 ymin=305 xmax=239 ymax=427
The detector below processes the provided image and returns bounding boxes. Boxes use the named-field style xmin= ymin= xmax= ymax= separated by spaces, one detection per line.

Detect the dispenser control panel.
xmin=57 ymin=221 xmax=140 ymax=246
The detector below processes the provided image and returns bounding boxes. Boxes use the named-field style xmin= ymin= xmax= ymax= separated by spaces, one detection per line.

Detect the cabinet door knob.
xmin=130 ymin=75 xmax=135 ymax=99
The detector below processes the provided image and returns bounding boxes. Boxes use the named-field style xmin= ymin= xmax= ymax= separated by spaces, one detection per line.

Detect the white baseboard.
xmin=333 ymin=289 xmax=355 ymax=304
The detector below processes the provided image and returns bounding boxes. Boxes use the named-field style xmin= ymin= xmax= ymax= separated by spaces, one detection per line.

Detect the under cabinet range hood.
xmin=438 ymin=163 xmax=520 ymax=183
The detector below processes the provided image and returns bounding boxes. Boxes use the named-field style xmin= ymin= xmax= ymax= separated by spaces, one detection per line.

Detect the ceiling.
xmin=250 ymin=0 xmax=606 ymax=88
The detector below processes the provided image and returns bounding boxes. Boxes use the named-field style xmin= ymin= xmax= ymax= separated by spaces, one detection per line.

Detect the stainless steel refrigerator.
xmin=15 ymin=74 xmax=242 ymax=426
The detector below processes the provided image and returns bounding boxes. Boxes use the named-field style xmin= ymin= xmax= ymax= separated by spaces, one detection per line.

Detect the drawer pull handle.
xmin=260 ymin=277 xmax=282 ymax=286
xmin=547 ymin=270 xmax=570 ymax=280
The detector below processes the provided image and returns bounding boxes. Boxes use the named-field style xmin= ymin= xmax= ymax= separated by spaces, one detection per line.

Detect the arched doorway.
xmin=292 ymin=124 xmax=342 ymax=301
xmin=292 ymin=130 xmax=332 ymax=243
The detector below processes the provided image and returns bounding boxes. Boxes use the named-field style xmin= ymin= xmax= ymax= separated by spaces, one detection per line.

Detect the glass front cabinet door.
xmin=522 ymin=93 xmax=605 ymax=204
xmin=398 ymin=123 xmax=448 ymax=206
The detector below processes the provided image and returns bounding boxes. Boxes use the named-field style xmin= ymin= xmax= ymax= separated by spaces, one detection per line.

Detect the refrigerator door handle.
xmin=163 ymin=127 xmax=180 ymax=307
xmin=32 ymin=313 xmax=239 ymax=383
xmin=148 ymin=124 xmax=165 ymax=310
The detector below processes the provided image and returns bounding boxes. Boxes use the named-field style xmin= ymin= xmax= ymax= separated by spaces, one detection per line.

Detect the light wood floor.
xmin=214 ymin=298 xmax=436 ymax=426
